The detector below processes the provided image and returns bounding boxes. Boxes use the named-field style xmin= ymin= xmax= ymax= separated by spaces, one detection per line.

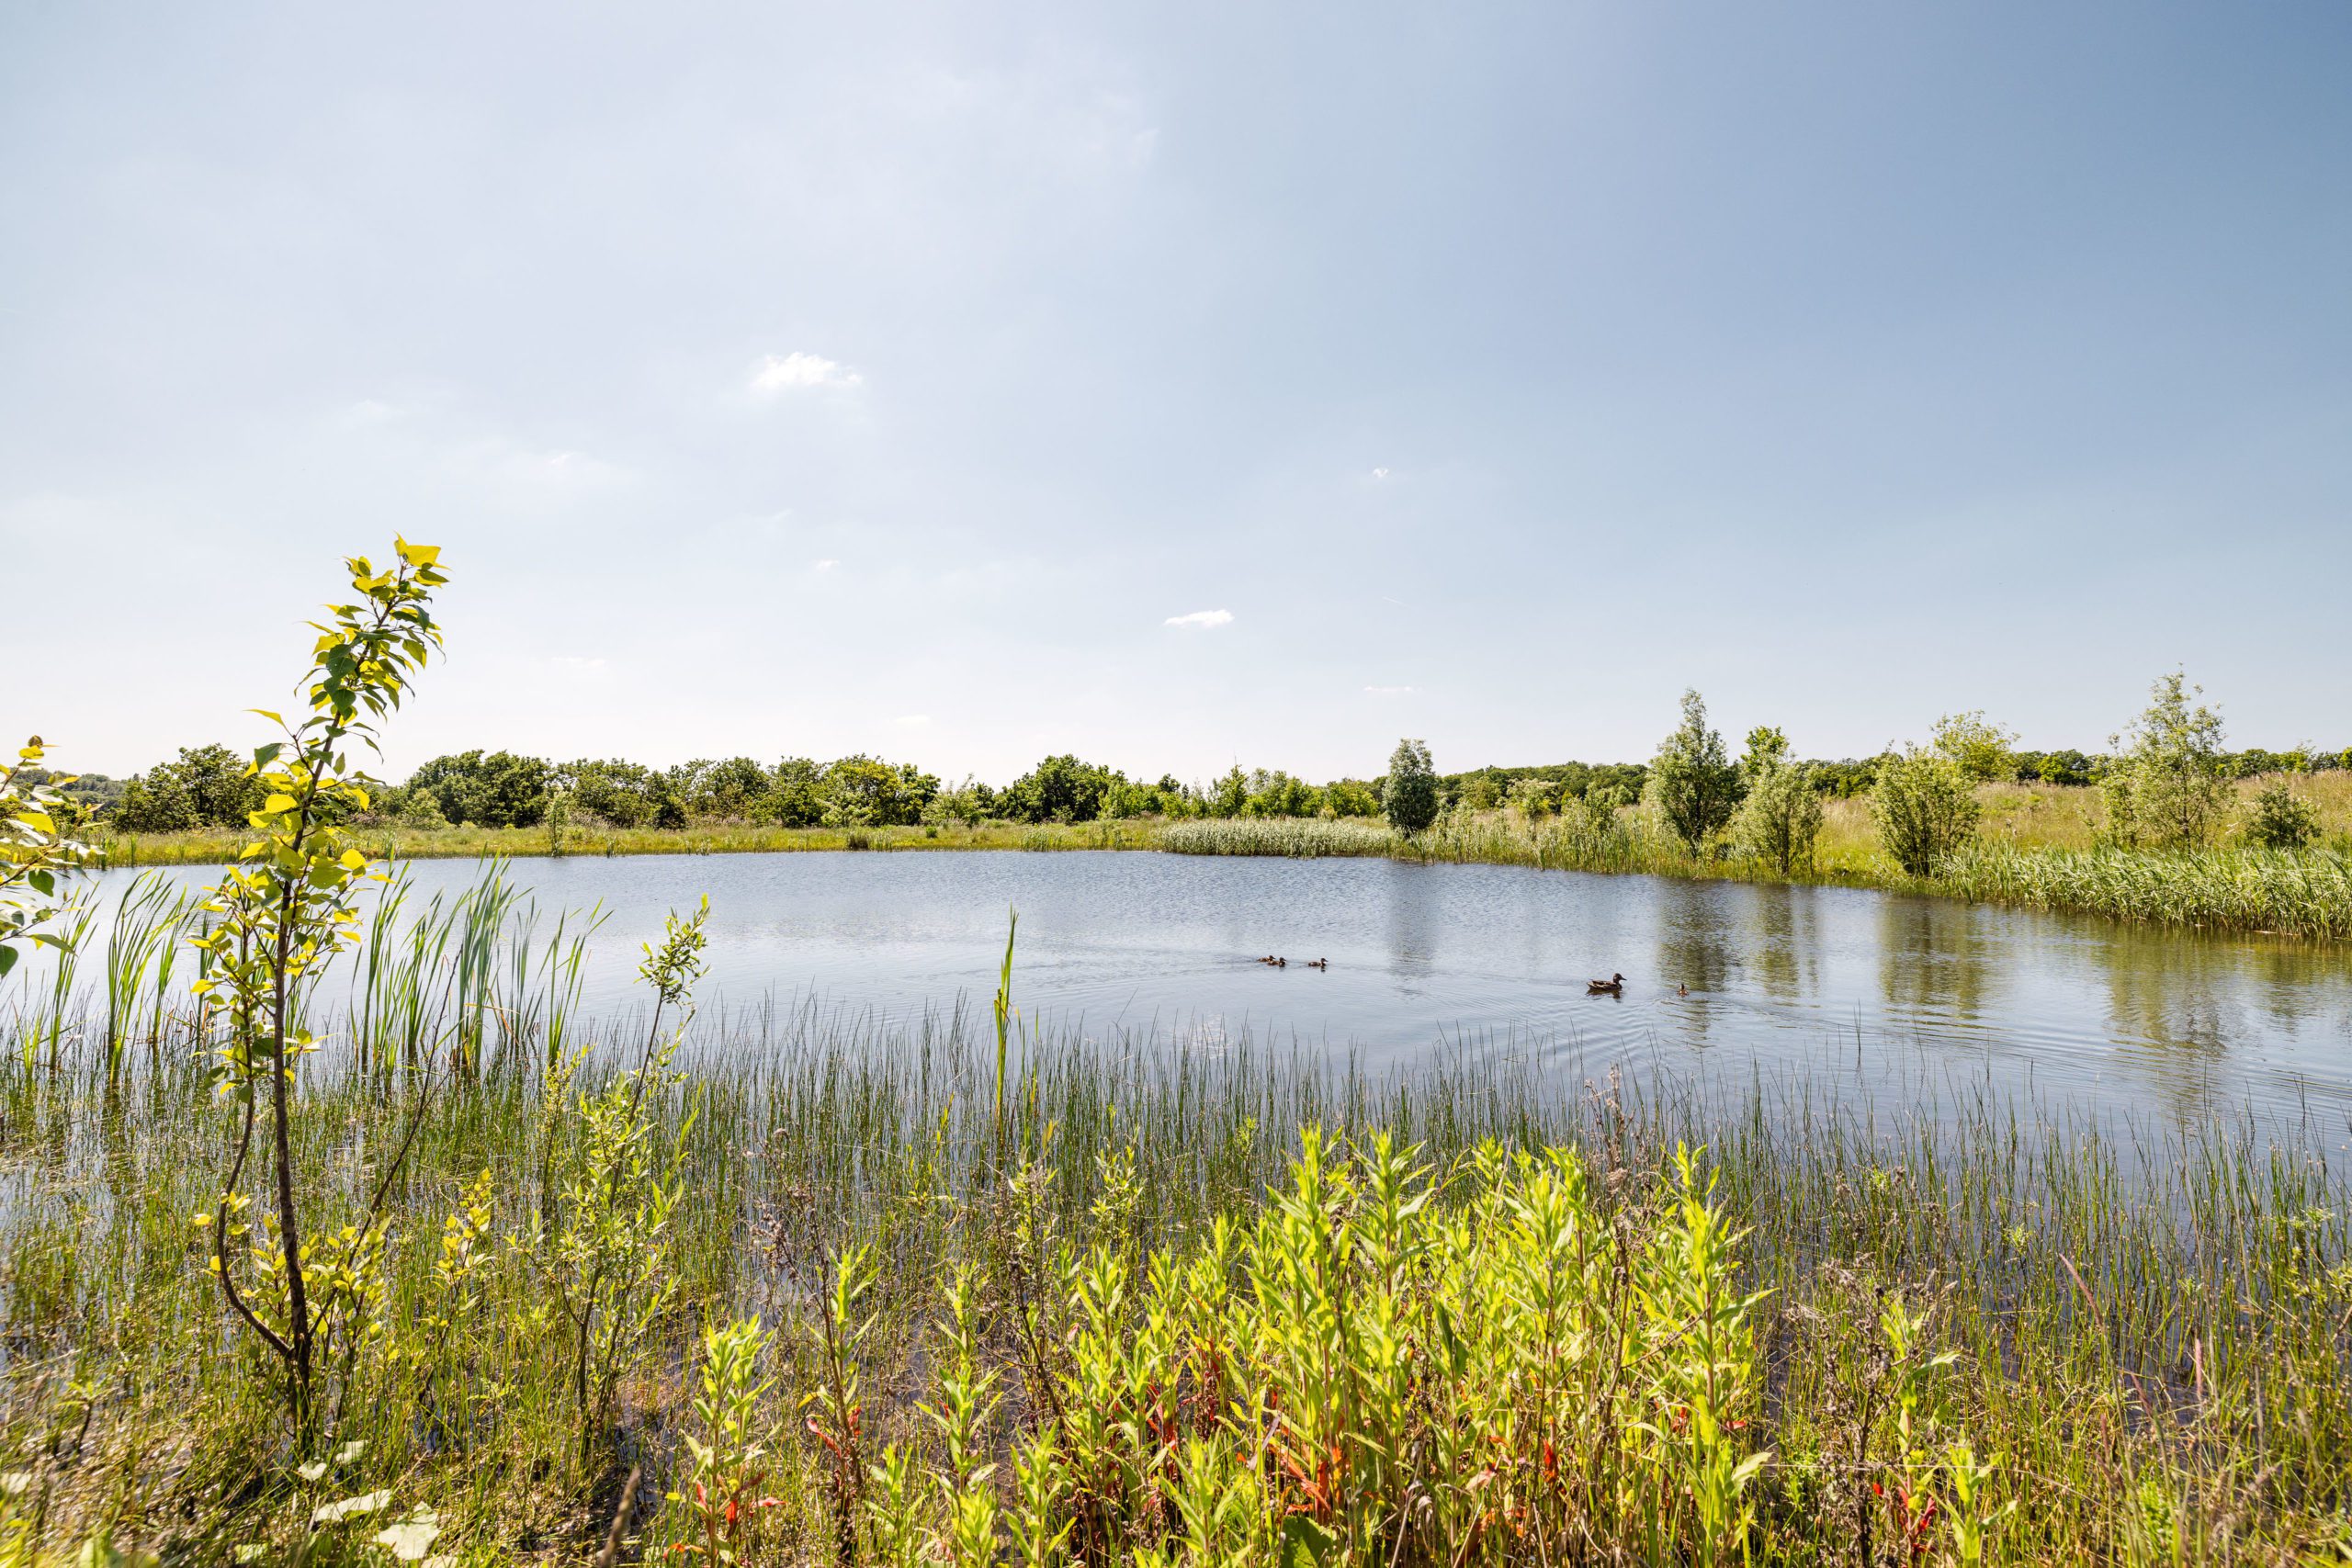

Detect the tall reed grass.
xmin=0 ymin=869 xmax=2346 ymax=1562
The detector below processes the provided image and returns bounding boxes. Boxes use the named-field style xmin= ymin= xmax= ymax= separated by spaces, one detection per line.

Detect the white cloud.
xmin=1363 ymin=684 xmax=1416 ymax=695
xmin=1164 ymin=608 xmax=1233 ymax=630
xmin=751 ymin=352 xmax=864 ymax=392
xmin=813 ymin=558 xmax=841 ymax=571
xmin=1370 ymin=467 xmax=1390 ymax=480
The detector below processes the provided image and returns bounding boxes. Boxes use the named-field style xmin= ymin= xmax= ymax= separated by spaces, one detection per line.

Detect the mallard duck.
xmin=1306 ymin=958 xmax=1329 ymax=970
xmin=1587 ymin=972 xmax=1625 ymax=995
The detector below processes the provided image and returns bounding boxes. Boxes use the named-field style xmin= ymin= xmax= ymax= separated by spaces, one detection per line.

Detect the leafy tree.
xmin=2104 ymin=670 xmax=2229 ymax=849
xmin=763 ymin=758 xmax=828 ymax=828
xmin=193 ymin=539 xmax=448 ymax=1428
xmin=1208 ymin=764 xmax=1249 ymax=819
xmin=1647 ymin=691 xmax=1742 ymax=852
xmin=2245 ymin=781 xmax=2321 ymax=850
xmin=1732 ymin=729 xmax=1822 ymax=875
xmin=555 ymin=758 xmax=663 ymax=829
xmin=671 ymin=756 xmax=770 ymax=820
xmin=116 ymin=743 xmax=266 ymax=831
xmin=409 ymin=750 xmax=552 ymax=828
xmin=1871 ymin=743 xmax=1980 ymax=875
xmin=1930 ymin=712 xmax=2018 ymax=784
xmin=1382 ymin=739 xmax=1440 ymax=835
xmin=1324 ymin=778 xmax=1381 ymax=818
xmin=1002 ymin=755 xmax=1120 ymax=824
xmin=825 ymin=755 xmax=938 ymax=827
xmin=2015 ymin=750 xmax=2092 ymax=787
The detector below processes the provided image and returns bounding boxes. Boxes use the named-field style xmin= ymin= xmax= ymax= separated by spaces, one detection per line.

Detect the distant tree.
xmin=1872 ymin=744 xmax=1980 ymax=875
xmin=765 ymin=757 xmax=828 ymax=828
xmin=1930 ymin=711 xmax=2018 ymax=784
xmin=2015 ymin=750 xmax=2092 ymax=788
xmin=1382 ymin=739 xmax=1440 ymax=835
xmin=2104 ymin=670 xmax=2229 ymax=849
xmin=1732 ymin=726 xmax=1822 ymax=875
xmin=1208 ymin=765 xmax=1249 ymax=820
xmin=825 ymin=755 xmax=938 ymax=827
xmin=555 ymin=758 xmax=663 ymax=828
xmin=2245 ymin=780 xmax=2321 ymax=851
xmin=1001 ymin=755 xmax=1119 ymax=824
xmin=673 ymin=756 xmax=770 ymax=819
xmin=115 ymin=743 xmax=266 ymax=831
xmin=1647 ymin=691 xmax=1742 ymax=852
xmin=1324 ymin=779 xmax=1381 ymax=818
xmin=409 ymin=750 xmax=551 ymax=828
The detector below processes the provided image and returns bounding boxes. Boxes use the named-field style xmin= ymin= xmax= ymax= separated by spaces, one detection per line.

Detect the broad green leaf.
xmin=312 ymin=1488 xmax=390 ymax=1524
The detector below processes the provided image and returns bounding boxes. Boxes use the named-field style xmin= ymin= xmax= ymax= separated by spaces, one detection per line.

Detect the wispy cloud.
xmin=1370 ymin=467 xmax=1390 ymax=480
xmin=1363 ymin=684 xmax=1416 ymax=694
xmin=813 ymin=558 xmax=841 ymax=571
xmin=1164 ymin=608 xmax=1233 ymax=630
xmin=751 ymin=352 xmax=863 ymax=392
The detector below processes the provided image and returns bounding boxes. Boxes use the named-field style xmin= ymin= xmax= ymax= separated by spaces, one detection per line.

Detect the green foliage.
xmin=1647 ymin=690 xmax=1743 ymax=852
xmin=1930 ymin=711 xmax=2018 ymax=783
xmin=188 ymin=537 xmax=447 ymax=1431
xmin=1872 ymin=743 xmax=1982 ymax=875
xmin=528 ymin=900 xmax=709 ymax=1455
xmin=669 ymin=1318 xmax=782 ymax=1564
xmin=114 ymin=743 xmax=266 ymax=831
xmin=2245 ymin=779 xmax=2322 ymax=850
xmin=2104 ymin=669 xmax=2229 ymax=849
xmin=820 ymin=755 xmax=939 ymax=827
xmin=1001 ymin=754 xmax=1122 ymax=824
xmin=408 ymin=748 xmax=551 ymax=829
xmin=1382 ymin=738 xmax=1439 ymax=834
xmin=1732 ymin=747 xmax=1822 ymax=875
xmin=0 ymin=736 xmax=94 ymax=981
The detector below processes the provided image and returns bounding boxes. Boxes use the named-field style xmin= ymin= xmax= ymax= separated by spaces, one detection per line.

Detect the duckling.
xmin=1677 ymin=983 xmax=1688 ymax=998
xmin=1587 ymin=972 xmax=1625 ymax=995
xmin=1306 ymin=957 xmax=1329 ymax=970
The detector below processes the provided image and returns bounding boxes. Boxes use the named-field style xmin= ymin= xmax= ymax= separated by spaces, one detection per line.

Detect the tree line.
xmin=62 ymin=669 xmax=2346 ymax=847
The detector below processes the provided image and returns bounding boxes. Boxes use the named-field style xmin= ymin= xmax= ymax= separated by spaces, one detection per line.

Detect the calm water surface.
xmin=63 ymin=852 xmax=2352 ymax=1122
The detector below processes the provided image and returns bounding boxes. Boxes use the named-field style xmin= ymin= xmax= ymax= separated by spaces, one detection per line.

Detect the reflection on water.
xmin=34 ymin=852 xmax=2352 ymax=1122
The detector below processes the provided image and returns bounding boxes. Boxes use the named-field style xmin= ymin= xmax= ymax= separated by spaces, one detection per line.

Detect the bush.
xmin=1872 ymin=744 xmax=1981 ymax=875
xmin=1381 ymin=739 xmax=1439 ymax=835
xmin=2104 ymin=670 xmax=2229 ymax=848
xmin=1732 ymin=734 xmax=1822 ymax=875
xmin=2245 ymin=780 xmax=2322 ymax=850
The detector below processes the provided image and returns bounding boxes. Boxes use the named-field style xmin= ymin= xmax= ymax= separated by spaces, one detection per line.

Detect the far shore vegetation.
xmin=50 ymin=694 xmax=2352 ymax=940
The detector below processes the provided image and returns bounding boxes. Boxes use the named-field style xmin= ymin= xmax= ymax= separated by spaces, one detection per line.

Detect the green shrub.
xmin=2245 ymin=780 xmax=2322 ymax=850
xmin=1382 ymin=739 xmax=1439 ymax=835
xmin=1872 ymin=743 xmax=1980 ymax=875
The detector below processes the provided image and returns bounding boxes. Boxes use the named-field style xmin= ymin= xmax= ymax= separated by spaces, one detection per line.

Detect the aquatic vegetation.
xmin=1159 ymin=818 xmax=1395 ymax=858
xmin=2 ymin=867 xmax=2349 ymax=1560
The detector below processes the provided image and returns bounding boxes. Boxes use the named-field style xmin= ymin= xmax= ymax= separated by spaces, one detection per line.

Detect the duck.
xmin=1677 ymin=983 xmax=1688 ymax=998
xmin=1306 ymin=957 xmax=1329 ymax=970
xmin=1276 ymin=956 xmax=1288 ymax=968
xmin=1587 ymin=972 xmax=1625 ymax=995
xmin=1258 ymin=954 xmax=1279 ymax=965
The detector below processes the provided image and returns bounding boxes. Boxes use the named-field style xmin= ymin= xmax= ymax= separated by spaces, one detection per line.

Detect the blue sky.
xmin=4 ymin=3 xmax=2347 ymax=784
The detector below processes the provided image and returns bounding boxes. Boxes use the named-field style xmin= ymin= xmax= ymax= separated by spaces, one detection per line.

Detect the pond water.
xmin=50 ymin=851 xmax=2352 ymax=1124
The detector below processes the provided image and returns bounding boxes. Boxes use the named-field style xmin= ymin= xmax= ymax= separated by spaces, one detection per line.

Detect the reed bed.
xmin=1932 ymin=841 xmax=2352 ymax=941
xmin=0 ymin=870 xmax=2347 ymax=1563
xmin=1156 ymin=818 xmax=1394 ymax=858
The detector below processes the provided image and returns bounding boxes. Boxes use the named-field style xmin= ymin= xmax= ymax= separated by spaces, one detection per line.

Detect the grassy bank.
xmin=87 ymin=775 xmax=2352 ymax=940
xmin=1169 ymin=782 xmax=2352 ymax=941
xmin=1 ymin=879 xmax=2348 ymax=1563
xmin=88 ymin=817 xmax=1160 ymax=868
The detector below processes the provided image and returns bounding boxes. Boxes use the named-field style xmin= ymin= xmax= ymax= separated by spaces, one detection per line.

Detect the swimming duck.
xmin=1306 ymin=958 xmax=1329 ymax=970
xmin=1677 ymin=983 xmax=1688 ymax=998
xmin=1587 ymin=972 xmax=1625 ymax=995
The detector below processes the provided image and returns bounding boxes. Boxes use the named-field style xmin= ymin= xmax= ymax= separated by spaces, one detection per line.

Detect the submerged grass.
xmin=0 ymin=871 xmax=2347 ymax=1563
